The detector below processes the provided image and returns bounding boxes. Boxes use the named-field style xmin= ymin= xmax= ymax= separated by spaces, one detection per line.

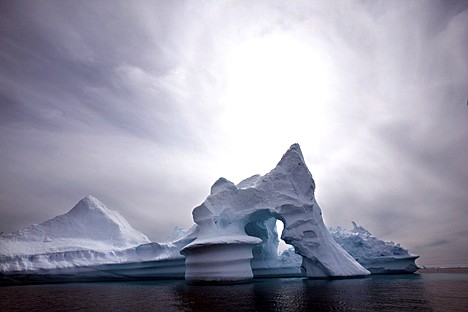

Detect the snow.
xmin=182 ymin=144 xmax=369 ymax=282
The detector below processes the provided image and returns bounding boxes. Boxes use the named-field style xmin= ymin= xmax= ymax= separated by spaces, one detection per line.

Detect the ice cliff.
xmin=181 ymin=144 xmax=369 ymax=282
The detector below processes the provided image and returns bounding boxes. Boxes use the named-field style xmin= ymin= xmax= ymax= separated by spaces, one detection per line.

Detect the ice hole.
xmin=276 ymin=219 xmax=294 ymax=255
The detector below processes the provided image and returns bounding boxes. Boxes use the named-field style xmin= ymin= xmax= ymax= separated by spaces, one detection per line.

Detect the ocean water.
xmin=1 ymin=273 xmax=467 ymax=311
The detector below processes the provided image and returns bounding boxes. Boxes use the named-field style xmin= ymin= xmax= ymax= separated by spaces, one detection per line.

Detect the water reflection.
xmin=172 ymin=275 xmax=436 ymax=311
xmin=172 ymin=282 xmax=256 ymax=311
xmin=1 ymin=274 xmax=466 ymax=311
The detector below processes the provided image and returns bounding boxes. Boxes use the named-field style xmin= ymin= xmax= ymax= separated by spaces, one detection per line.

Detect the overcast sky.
xmin=0 ymin=1 xmax=467 ymax=266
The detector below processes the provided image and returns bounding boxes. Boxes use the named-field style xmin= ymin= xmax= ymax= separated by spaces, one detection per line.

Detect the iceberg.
xmin=180 ymin=144 xmax=369 ymax=282
xmin=1 ymin=144 xmax=418 ymax=284
xmin=0 ymin=196 xmax=195 ymax=282
xmin=329 ymin=222 xmax=419 ymax=274
xmin=274 ymin=222 xmax=420 ymax=275
xmin=1 ymin=195 xmax=150 ymax=254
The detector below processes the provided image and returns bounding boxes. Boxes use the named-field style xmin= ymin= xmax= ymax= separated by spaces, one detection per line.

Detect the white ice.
xmin=1 ymin=144 xmax=417 ymax=283
xmin=0 ymin=196 xmax=194 ymax=274
xmin=181 ymin=144 xmax=369 ymax=282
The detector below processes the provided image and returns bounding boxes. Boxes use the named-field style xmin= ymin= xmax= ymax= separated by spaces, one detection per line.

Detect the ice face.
xmin=181 ymin=144 xmax=369 ymax=282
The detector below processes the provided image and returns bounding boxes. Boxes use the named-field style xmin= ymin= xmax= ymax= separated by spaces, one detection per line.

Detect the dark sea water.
xmin=1 ymin=273 xmax=467 ymax=312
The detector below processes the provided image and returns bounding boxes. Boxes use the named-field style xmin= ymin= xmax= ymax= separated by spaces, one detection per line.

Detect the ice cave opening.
xmin=244 ymin=215 xmax=303 ymax=277
xmin=276 ymin=219 xmax=292 ymax=254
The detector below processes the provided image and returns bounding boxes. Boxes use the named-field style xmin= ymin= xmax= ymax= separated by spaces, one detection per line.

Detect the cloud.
xmin=0 ymin=1 xmax=467 ymax=265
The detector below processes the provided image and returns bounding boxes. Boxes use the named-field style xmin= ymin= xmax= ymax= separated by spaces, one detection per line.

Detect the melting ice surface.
xmin=0 ymin=144 xmax=418 ymax=283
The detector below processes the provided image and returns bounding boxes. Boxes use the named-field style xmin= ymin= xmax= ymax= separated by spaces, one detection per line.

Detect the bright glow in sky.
xmin=224 ymin=33 xmax=331 ymax=114
xmin=217 ymin=32 xmax=333 ymax=180
xmin=275 ymin=220 xmax=291 ymax=253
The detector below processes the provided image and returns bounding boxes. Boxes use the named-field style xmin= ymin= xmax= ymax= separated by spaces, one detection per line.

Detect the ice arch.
xmin=244 ymin=214 xmax=301 ymax=278
xmin=180 ymin=144 xmax=369 ymax=283
xmin=245 ymin=217 xmax=281 ymax=272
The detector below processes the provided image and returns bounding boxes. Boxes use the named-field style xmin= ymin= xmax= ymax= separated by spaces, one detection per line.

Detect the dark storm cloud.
xmin=0 ymin=1 xmax=201 ymax=142
xmin=0 ymin=1 xmax=467 ymax=266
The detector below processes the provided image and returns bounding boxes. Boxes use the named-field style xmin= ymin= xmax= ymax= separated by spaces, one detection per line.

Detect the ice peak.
xmin=82 ymin=195 xmax=103 ymax=206
xmin=69 ymin=195 xmax=107 ymax=215
xmin=84 ymin=194 xmax=99 ymax=202
xmin=289 ymin=143 xmax=302 ymax=154
xmin=270 ymin=143 xmax=315 ymax=199
xmin=277 ymin=143 xmax=306 ymax=168
xmin=4 ymin=196 xmax=150 ymax=248
xmin=351 ymin=222 xmax=372 ymax=236
xmin=210 ymin=177 xmax=236 ymax=195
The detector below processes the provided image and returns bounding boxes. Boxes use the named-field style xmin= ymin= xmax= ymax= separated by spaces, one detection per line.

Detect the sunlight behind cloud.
xmin=224 ymin=33 xmax=331 ymax=123
xmin=218 ymin=32 xmax=334 ymax=179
